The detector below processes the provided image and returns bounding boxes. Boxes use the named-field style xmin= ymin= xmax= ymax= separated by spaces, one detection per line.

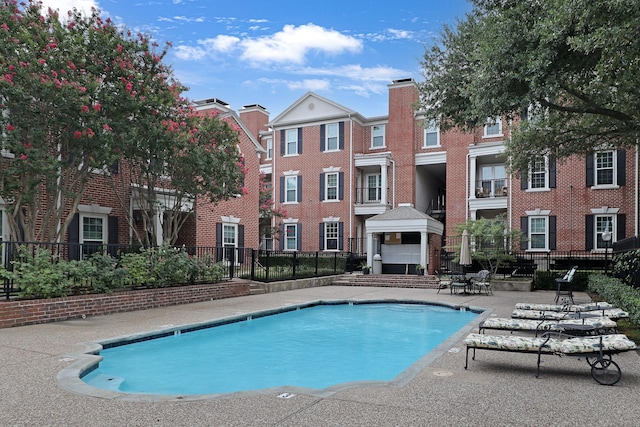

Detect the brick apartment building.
xmin=2 ymin=79 xmax=633 ymax=275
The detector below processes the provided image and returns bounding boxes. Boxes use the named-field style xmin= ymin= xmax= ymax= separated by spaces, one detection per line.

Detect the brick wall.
xmin=0 ymin=282 xmax=249 ymax=329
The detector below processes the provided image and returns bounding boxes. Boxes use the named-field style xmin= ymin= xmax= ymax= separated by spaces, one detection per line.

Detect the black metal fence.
xmin=1 ymin=241 xmax=349 ymax=300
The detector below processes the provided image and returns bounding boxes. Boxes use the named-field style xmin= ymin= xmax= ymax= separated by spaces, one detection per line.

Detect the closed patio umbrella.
xmin=459 ymin=229 xmax=472 ymax=271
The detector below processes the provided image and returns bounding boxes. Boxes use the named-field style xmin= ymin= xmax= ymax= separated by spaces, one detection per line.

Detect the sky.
xmin=38 ymin=0 xmax=472 ymax=118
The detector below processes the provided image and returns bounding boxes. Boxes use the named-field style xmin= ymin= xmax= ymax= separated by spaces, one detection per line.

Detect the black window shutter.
xmin=339 ymin=121 xmax=344 ymax=150
xmin=320 ymin=124 xmax=325 ymax=152
xmin=68 ymin=213 xmax=80 ymax=261
xmin=216 ymin=222 xmax=223 ymax=262
xmin=520 ymin=171 xmax=528 ymax=190
xmin=585 ymin=215 xmax=594 ymax=250
xmin=297 ymin=176 xmax=302 ymax=202
xmin=549 ymin=157 xmax=557 ymax=188
xmin=107 ymin=216 xmax=119 ymax=257
xmin=238 ymin=224 xmax=244 ymax=264
xmin=617 ymin=214 xmax=626 ymax=240
xmin=298 ymin=128 xmax=303 ymax=154
xmin=520 ymin=216 xmax=528 ymax=250
xmin=109 ymin=160 xmax=119 ymax=175
xmin=279 ymin=176 xmax=285 ymax=202
xmin=319 ymin=223 xmax=324 ymax=250
xmin=338 ymin=222 xmax=344 ymax=250
xmin=549 ymin=215 xmax=556 ymax=250
xmin=297 ymin=223 xmax=302 ymax=250
xmin=617 ymin=150 xmax=626 ymax=186
xmin=319 ymin=173 xmax=325 ymax=200
xmin=280 ymin=130 xmax=285 ymax=156
xmin=338 ymin=172 xmax=344 ymax=200
xmin=586 ymin=155 xmax=594 ymax=187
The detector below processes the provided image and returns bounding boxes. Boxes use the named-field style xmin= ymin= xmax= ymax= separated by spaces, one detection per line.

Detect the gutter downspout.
xmin=390 ymin=158 xmax=396 ymax=208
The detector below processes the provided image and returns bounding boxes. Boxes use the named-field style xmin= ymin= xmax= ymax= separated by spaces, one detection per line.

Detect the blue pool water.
xmin=82 ymin=302 xmax=477 ymax=395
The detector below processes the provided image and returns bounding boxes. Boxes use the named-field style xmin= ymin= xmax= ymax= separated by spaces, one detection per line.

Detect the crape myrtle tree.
xmin=417 ymin=0 xmax=640 ymax=174
xmin=109 ymin=101 xmax=247 ymax=246
xmin=0 ymin=0 xmax=246 ymax=245
xmin=0 ymin=0 xmax=171 ymax=242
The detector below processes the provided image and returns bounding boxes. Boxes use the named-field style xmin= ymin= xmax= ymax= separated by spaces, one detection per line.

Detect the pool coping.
xmin=57 ymin=298 xmax=491 ymax=402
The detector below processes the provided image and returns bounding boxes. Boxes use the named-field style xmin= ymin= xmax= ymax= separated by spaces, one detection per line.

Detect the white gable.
xmin=269 ymin=92 xmax=359 ymax=127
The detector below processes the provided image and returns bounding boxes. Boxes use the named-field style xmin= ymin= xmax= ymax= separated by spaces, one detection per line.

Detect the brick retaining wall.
xmin=0 ymin=281 xmax=250 ymax=329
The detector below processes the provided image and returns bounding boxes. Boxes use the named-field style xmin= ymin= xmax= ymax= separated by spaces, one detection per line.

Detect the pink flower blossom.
xmin=20 ymin=154 xmax=27 ymax=160
xmin=116 ymin=44 xmax=123 ymax=53
xmin=73 ymin=131 xmax=82 ymax=139
xmin=81 ymin=105 xmax=89 ymax=113
xmin=102 ymin=124 xmax=112 ymax=132
xmin=38 ymin=59 xmax=45 ymax=65
xmin=241 ymin=187 xmax=249 ymax=195
xmin=1 ymin=23 xmax=9 ymax=31
xmin=6 ymin=124 xmax=15 ymax=131
xmin=93 ymin=103 xmax=101 ymax=112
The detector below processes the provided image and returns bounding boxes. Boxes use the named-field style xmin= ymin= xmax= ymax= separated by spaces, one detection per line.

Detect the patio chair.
xmin=464 ymin=332 xmax=636 ymax=385
xmin=555 ymin=265 xmax=578 ymax=304
xmin=435 ymin=270 xmax=451 ymax=294
xmin=472 ymin=270 xmax=493 ymax=295
xmin=450 ymin=273 xmax=470 ymax=295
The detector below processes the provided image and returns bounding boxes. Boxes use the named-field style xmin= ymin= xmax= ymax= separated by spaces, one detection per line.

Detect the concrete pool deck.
xmin=2 ymin=285 xmax=640 ymax=426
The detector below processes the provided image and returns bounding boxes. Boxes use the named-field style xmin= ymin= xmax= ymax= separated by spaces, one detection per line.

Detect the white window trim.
xmin=423 ymin=121 xmax=440 ymax=147
xmin=285 ymin=129 xmax=299 ymax=157
xmin=371 ymin=124 xmax=385 ymax=149
xmin=283 ymin=175 xmax=298 ymax=204
xmin=325 ymin=123 xmax=340 ymax=152
xmin=323 ymin=221 xmax=339 ymax=252
xmin=483 ymin=117 xmax=503 ymax=138
xmin=525 ymin=209 xmax=551 ymax=252
xmin=324 ymin=172 xmax=339 ymax=202
xmin=592 ymin=150 xmax=619 ymax=189
xmin=265 ymin=137 xmax=272 ymax=160
xmin=526 ymin=156 xmax=550 ymax=192
xmin=594 ymin=214 xmax=616 ymax=251
xmin=283 ymin=218 xmax=299 ymax=252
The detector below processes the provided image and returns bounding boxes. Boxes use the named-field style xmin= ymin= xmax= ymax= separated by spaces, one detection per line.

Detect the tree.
xmin=454 ymin=217 xmax=521 ymax=275
xmin=258 ymin=172 xmax=287 ymax=248
xmin=0 ymin=0 xmax=177 ymax=242
xmin=417 ymin=0 xmax=640 ymax=173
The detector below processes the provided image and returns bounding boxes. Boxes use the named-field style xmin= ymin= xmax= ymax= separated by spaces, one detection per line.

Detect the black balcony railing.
xmin=355 ymin=186 xmax=386 ymax=204
xmin=475 ymin=178 xmax=507 ymax=198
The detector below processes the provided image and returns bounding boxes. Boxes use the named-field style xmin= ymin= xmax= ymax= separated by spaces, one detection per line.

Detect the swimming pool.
xmin=76 ymin=300 xmax=479 ymax=398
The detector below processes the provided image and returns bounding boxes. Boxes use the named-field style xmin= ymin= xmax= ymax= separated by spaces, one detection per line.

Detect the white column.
xmin=366 ymin=231 xmax=374 ymax=266
xmin=380 ymin=164 xmax=388 ymax=205
xmin=469 ymin=155 xmax=478 ymax=199
xmin=420 ymin=231 xmax=428 ymax=274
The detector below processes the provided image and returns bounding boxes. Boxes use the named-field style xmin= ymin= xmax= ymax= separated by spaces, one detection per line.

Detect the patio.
xmin=1 ymin=285 xmax=639 ymax=426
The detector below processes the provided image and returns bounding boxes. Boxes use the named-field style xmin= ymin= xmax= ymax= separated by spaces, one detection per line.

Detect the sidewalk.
xmin=1 ymin=286 xmax=639 ymax=426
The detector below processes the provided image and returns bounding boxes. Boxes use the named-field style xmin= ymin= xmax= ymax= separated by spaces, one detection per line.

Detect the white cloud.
xmin=38 ymin=0 xmax=99 ymax=17
xmin=174 ymin=45 xmax=207 ymax=61
xmin=240 ymin=24 xmax=362 ymax=64
xmin=286 ymin=79 xmax=331 ymax=91
xmin=387 ymin=28 xmax=413 ymax=40
xmin=301 ymin=64 xmax=406 ymax=82
xmin=198 ymin=35 xmax=241 ymax=53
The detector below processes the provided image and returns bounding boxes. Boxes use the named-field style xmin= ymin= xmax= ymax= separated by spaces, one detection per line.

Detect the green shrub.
xmin=87 ymin=252 xmax=129 ymax=293
xmin=534 ymin=270 xmax=589 ymax=291
xmin=588 ymin=274 xmax=640 ymax=327
xmin=612 ymin=250 xmax=640 ymax=287
xmin=2 ymin=246 xmax=72 ymax=298
xmin=119 ymin=249 xmax=154 ymax=287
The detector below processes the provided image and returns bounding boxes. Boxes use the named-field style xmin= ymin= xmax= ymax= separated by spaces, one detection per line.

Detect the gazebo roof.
xmin=365 ymin=204 xmax=444 ymax=235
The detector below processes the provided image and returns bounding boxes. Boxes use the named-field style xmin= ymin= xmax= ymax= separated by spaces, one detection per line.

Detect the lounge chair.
xmin=479 ymin=316 xmax=618 ymax=336
xmin=464 ymin=332 xmax=637 ymax=385
xmin=515 ymin=302 xmax=613 ymax=312
xmin=511 ymin=308 xmax=629 ymax=321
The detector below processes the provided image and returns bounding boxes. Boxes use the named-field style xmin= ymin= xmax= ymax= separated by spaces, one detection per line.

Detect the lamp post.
xmin=602 ymin=224 xmax=612 ymax=275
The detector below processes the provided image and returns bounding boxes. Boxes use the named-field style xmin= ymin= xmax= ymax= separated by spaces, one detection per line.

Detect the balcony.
xmin=355 ymin=186 xmax=389 ymax=215
xmin=475 ymin=178 xmax=507 ymax=198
